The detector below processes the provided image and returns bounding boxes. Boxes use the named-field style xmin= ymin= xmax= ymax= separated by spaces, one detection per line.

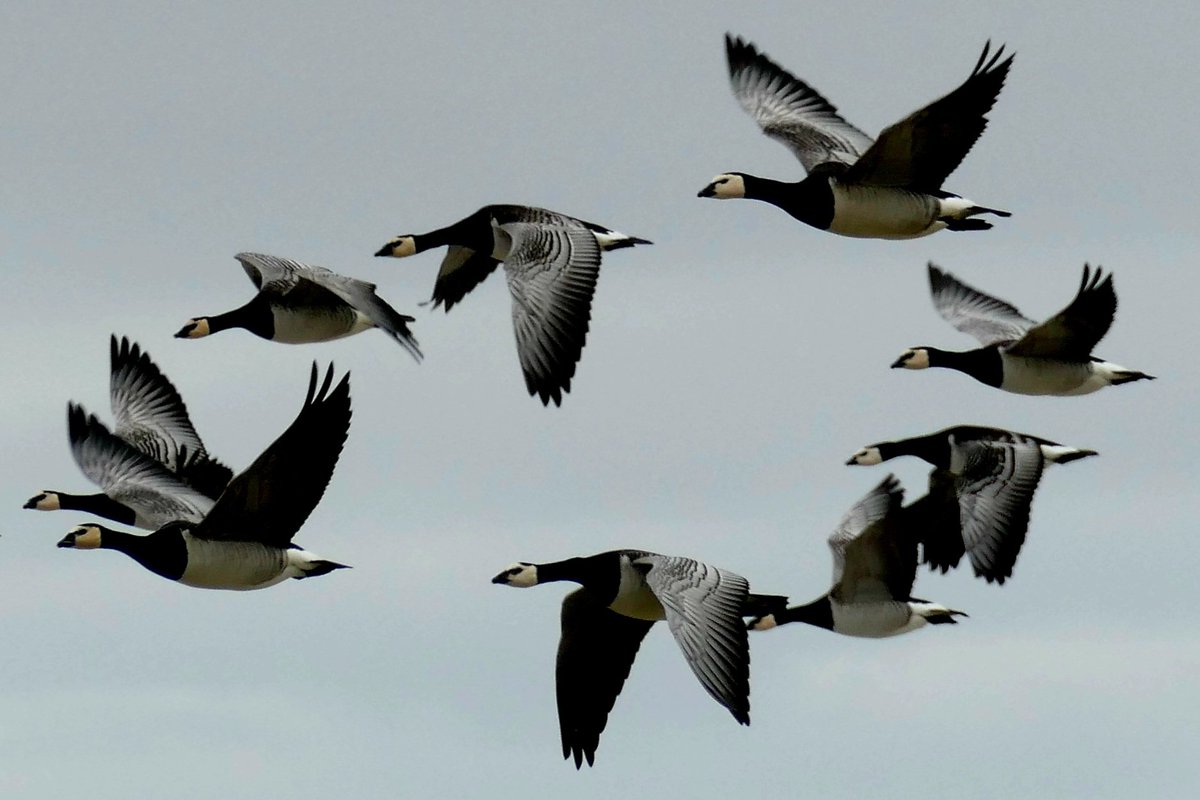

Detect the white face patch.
xmin=71 ymin=525 xmax=103 ymax=549
xmin=31 ymin=492 xmax=60 ymax=510
xmin=848 ymin=447 xmax=883 ymax=466
xmin=179 ymin=318 xmax=211 ymax=339
xmin=704 ymin=173 xmax=746 ymax=199
xmin=496 ymin=562 xmax=538 ymax=588
xmin=895 ymin=348 xmax=930 ymax=370
xmin=384 ymin=236 xmax=417 ymax=258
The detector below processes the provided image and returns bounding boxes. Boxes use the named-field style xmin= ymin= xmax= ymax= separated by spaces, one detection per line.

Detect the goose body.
xmin=57 ymin=364 xmax=352 ymax=591
xmin=492 ymin=549 xmax=784 ymax=768
xmin=176 ymin=252 xmax=421 ymax=362
xmin=892 ymin=263 xmax=1154 ymax=395
xmin=375 ymin=204 xmax=651 ymax=406
xmin=847 ymin=424 xmax=1098 ymax=468
xmin=701 ymin=35 xmax=1013 ymax=238
xmin=749 ymin=476 xmax=965 ymax=637
xmin=26 ymin=336 xmax=232 ymax=529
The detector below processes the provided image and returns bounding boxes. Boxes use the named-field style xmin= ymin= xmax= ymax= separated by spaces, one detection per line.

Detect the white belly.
xmin=1000 ymin=355 xmax=1099 ymax=396
xmin=178 ymin=535 xmax=289 ymax=591
xmin=828 ymin=184 xmax=941 ymax=239
xmin=831 ymin=600 xmax=922 ymax=638
xmin=270 ymin=308 xmax=373 ymax=343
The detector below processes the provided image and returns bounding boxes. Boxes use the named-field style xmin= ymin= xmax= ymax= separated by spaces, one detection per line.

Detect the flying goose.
xmin=25 ymin=336 xmax=233 ymax=528
xmin=846 ymin=424 xmax=1098 ymax=467
xmin=57 ymin=364 xmax=352 ymax=590
xmin=492 ymin=549 xmax=785 ymax=767
xmin=699 ymin=34 xmax=1012 ymax=238
xmin=375 ymin=205 xmax=651 ymax=406
xmin=892 ymin=263 xmax=1155 ymax=394
xmin=176 ymin=252 xmax=421 ymax=361
xmin=749 ymin=475 xmax=965 ymax=635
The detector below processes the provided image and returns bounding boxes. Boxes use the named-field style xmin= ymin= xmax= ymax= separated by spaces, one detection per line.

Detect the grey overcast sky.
xmin=2 ymin=2 xmax=1197 ymax=797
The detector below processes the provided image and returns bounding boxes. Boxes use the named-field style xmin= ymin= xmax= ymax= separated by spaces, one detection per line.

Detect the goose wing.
xmin=844 ymin=42 xmax=1013 ymax=189
xmin=429 ymin=246 xmax=502 ymax=312
xmin=828 ymin=475 xmax=911 ymax=603
xmin=68 ymin=403 xmax=212 ymax=528
xmin=1005 ymin=265 xmax=1117 ymax=359
xmin=911 ymin=467 xmax=967 ymax=575
xmin=193 ymin=364 xmax=351 ymax=547
xmin=724 ymin=34 xmax=874 ymax=173
xmin=928 ymin=263 xmax=1035 ymax=346
xmin=636 ymin=554 xmax=751 ymax=725
xmin=500 ymin=219 xmax=602 ymax=407
xmin=236 ymin=253 xmax=422 ymax=362
xmin=555 ymin=588 xmax=654 ymax=769
xmin=108 ymin=336 xmax=232 ymax=498
xmin=952 ymin=438 xmax=1045 ymax=584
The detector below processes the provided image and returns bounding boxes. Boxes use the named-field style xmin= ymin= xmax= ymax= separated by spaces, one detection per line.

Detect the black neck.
xmin=414 ymin=210 xmax=494 ymax=253
xmin=101 ymin=527 xmax=188 ymax=581
xmin=53 ymin=493 xmax=137 ymax=526
xmin=742 ymin=173 xmax=832 ymax=228
xmin=774 ymin=596 xmax=834 ymax=631
xmin=206 ymin=296 xmax=274 ymax=339
xmin=926 ymin=347 xmax=1004 ymax=388
xmin=881 ymin=436 xmax=949 ymax=469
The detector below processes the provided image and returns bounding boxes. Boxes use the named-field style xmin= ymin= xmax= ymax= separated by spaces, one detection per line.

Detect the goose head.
xmin=891 ymin=347 xmax=931 ymax=370
xmin=24 ymin=491 xmax=60 ymax=510
xmin=58 ymin=524 xmax=104 ymax=549
xmin=491 ymin=562 xmax=538 ymax=587
xmin=374 ymin=236 xmax=417 ymax=258
xmin=698 ymin=173 xmax=746 ymax=199
xmin=174 ymin=318 xmax=212 ymax=339
xmin=846 ymin=447 xmax=884 ymax=466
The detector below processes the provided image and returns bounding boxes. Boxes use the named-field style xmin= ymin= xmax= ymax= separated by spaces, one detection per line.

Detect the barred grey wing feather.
xmin=68 ymin=403 xmax=212 ymax=528
xmin=954 ymin=439 xmax=1045 ymax=584
xmin=725 ymin=34 xmax=874 ymax=172
xmin=637 ymin=554 xmax=751 ymax=725
xmin=928 ymin=264 xmax=1034 ymax=347
xmin=502 ymin=221 xmax=602 ymax=407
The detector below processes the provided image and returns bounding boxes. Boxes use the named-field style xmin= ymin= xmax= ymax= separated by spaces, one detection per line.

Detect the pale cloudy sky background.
xmin=2 ymin=2 xmax=1197 ymax=798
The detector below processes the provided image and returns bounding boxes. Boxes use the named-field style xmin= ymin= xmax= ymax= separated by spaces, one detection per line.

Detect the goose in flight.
xmin=25 ymin=336 xmax=232 ymax=529
xmin=57 ymin=364 xmax=352 ymax=591
xmin=375 ymin=205 xmax=650 ymax=406
xmin=846 ymin=424 xmax=1098 ymax=467
xmin=492 ymin=549 xmax=785 ymax=767
xmin=700 ymin=34 xmax=1012 ymax=238
xmin=176 ymin=252 xmax=421 ymax=362
xmin=892 ymin=263 xmax=1154 ymax=394
xmin=749 ymin=475 xmax=965 ymax=635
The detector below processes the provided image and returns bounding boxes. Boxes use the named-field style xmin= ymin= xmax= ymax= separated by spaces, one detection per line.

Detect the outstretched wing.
xmin=501 ymin=219 xmax=602 ymax=407
xmin=844 ymin=41 xmax=1013 ymax=190
xmin=194 ymin=364 xmax=351 ymax=547
xmin=724 ymin=34 xmax=874 ymax=172
xmin=828 ymin=475 xmax=911 ymax=602
xmin=68 ymin=403 xmax=213 ymax=528
xmin=928 ymin=263 xmax=1035 ymax=347
xmin=953 ymin=438 xmax=1045 ymax=584
xmin=108 ymin=336 xmax=232 ymax=498
xmin=636 ymin=554 xmax=751 ymax=725
xmin=555 ymin=589 xmax=654 ymax=769
xmin=1006 ymin=265 xmax=1117 ymax=359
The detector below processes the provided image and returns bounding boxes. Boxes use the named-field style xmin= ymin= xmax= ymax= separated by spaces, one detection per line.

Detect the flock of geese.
xmin=26 ymin=34 xmax=1154 ymax=769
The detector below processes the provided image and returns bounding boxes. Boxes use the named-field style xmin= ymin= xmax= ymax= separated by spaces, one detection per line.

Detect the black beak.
xmin=890 ymin=357 xmax=907 ymax=369
xmin=491 ymin=572 xmax=509 ymax=584
xmin=844 ymin=457 xmax=857 ymax=466
xmin=697 ymin=183 xmax=717 ymax=198
xmin=173 ymin=325 xmax=191 ymax=339
xmin=374 ymin=244 xmax=393 ymax=257
xmin=23 ymin=495 xmax=41 ymax=509
xmin=56 ymin=534 xmax=75 ymax=548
